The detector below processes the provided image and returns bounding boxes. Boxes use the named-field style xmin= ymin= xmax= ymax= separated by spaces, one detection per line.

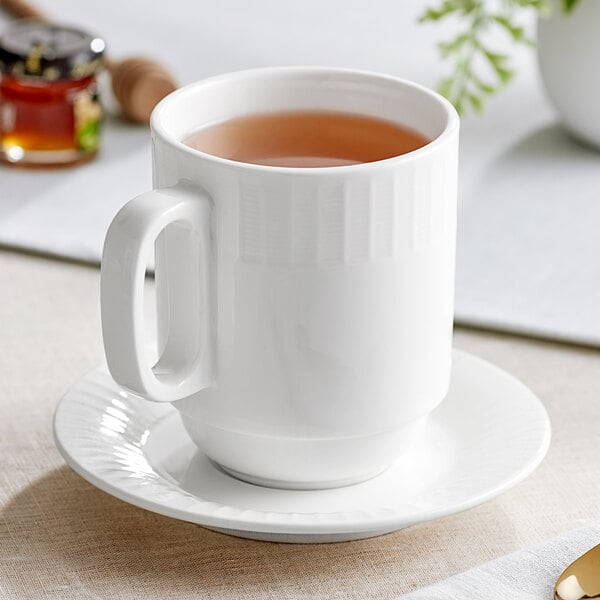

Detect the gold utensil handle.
xmin=554 ymin=543 xmax=600 ymax=600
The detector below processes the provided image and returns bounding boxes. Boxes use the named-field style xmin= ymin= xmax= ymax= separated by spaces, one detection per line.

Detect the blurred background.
xmin=1 ymin=0 xmax=598 ymax=345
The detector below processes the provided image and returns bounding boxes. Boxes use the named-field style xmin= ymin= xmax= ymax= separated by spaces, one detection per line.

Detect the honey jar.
xmin=0 ymin=21 xmax=105 ymax=166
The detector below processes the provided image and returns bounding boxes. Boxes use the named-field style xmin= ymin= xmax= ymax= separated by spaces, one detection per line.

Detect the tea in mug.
xmin=183 ymin=110 xmax=429 ymax=168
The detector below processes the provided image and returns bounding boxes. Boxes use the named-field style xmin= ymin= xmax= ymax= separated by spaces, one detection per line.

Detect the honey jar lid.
xmin=0 ymin=21 xmax=105 ymax=81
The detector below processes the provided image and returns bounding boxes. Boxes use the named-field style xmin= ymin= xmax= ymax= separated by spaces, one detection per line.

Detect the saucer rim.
xmin=53 ymin=349 xmax=551 ymax=536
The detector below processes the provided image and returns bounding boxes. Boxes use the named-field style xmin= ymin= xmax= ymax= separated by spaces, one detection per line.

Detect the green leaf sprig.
xmin=420 ymin=0 xmax=556 ymax=114
xmin=561 ymin=0 xmax=580 ymax=11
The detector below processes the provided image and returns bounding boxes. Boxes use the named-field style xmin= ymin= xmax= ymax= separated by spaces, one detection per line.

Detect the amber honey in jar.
xmin=0 ymin=21 xmax=105 ymax=166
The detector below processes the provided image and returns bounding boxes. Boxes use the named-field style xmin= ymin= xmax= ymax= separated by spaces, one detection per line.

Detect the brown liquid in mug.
xmin=183 ymin=111 xmax=429 ymax=167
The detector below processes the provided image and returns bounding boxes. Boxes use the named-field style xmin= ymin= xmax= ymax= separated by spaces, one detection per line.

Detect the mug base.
xmin=217 ymin=463 xmax=391 ymax=490
xmin=179 ymin=413 xmax=428 ymax=491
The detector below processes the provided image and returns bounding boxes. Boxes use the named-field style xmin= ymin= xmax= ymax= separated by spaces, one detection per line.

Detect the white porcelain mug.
xmin=101 ymin=67 xmax=459 ymax=489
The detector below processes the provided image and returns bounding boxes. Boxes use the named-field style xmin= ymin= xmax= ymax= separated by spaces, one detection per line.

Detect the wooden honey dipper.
xmin=0 ymin=0 xmax=177 ymax=123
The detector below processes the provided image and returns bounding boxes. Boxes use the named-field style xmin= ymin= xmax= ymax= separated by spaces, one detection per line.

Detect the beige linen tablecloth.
xmin=1 ymin=249 xmax=600 ymax=599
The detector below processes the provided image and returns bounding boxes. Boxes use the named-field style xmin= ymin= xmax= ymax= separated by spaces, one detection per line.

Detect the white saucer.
xmin=53 ymin=350 xmax=550 ymax=543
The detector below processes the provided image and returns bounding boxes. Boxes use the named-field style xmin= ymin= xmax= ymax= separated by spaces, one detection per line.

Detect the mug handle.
xmin=101 ymin=184 xmax=213 ymax=402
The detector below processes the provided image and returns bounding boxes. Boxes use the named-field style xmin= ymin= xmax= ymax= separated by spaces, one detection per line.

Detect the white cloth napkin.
xmin=2 ymin=0 xmax=600 ymax=346
xmin=400 ymin=524 xmax=600 ymax=600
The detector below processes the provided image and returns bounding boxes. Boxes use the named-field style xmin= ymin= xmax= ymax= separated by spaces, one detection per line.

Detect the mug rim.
xmin=150 ymin=66 xmax=459 ymax=174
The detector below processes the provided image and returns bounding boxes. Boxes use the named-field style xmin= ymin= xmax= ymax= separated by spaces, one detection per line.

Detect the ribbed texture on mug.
xmin=238 ymin=160 xmax=455 ymax=266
